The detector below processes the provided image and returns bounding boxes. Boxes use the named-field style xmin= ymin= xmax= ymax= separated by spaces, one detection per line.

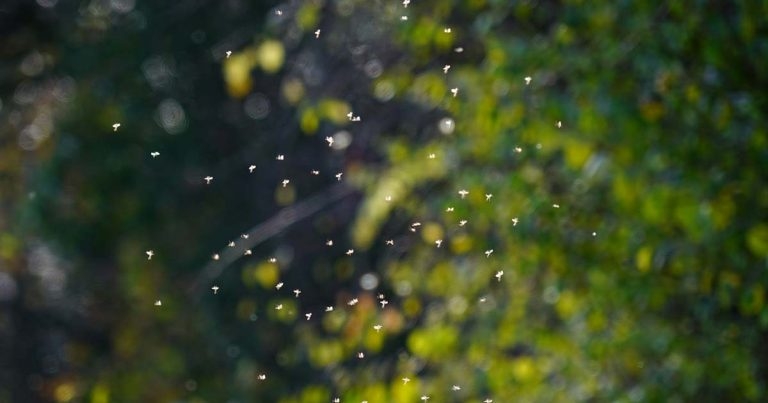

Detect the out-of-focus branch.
xmin=187 ymin=182 xmax=356 ymax=297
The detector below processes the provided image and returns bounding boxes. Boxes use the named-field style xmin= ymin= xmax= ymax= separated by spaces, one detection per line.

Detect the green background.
xmin=1 ymin=0 xmax=767 ymax=401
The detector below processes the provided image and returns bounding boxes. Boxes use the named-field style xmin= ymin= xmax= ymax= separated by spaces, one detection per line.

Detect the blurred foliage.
xmin=1 ymin=0 xmax=768 ymax=402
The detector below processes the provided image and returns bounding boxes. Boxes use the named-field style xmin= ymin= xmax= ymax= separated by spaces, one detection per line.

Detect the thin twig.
xmin=188 ymin=182 xmax=356 ymax=296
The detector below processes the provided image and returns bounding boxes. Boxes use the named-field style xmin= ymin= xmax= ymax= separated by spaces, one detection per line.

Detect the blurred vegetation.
xmin=1 ymin=0 xmax=767 ymax=402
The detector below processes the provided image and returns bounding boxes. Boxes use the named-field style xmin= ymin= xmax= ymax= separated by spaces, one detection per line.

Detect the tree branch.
xmin=187 ymin=182 xmax=357 ymax=296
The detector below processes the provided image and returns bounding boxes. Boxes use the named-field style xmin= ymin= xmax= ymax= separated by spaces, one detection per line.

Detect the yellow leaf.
xmin=222 ymin=50 xmax=258 ymax=98
xmin=555 ymin=290 xmax=578 ymax=319
xmin=317 ymin=99 xmax=352 ymax=124
xmin=564 ymin=140 xmax=592 ymax=170
xmin=90 ymin=384 xmax=109 ymax=403
xmin=258 ymin=40 xmax=285 ymax=73
xmin=282 ymin=78 xmax=305 ymax=105
xmin=746 ymin=224 xmax=768 ymax=257
xmin=300 ymin=108 xmax=320 ymax=134
xmin=512 ymin=357 xmax=537 ymax=383
xmin=636 ymin=246 xmax=653 ymax=273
